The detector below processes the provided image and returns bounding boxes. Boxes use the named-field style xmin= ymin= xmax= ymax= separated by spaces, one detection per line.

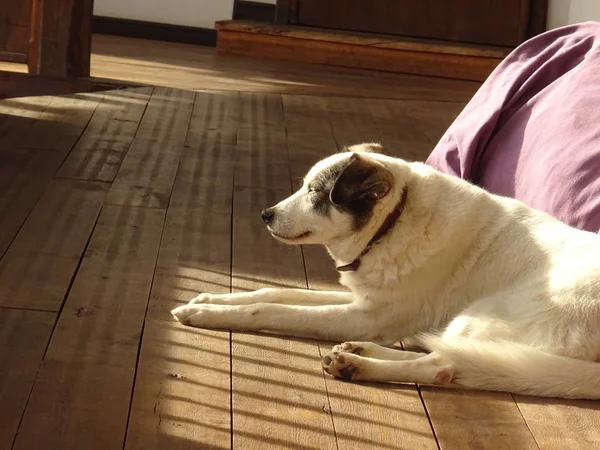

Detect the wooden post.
xmin=28 ymin=0 xmax=94 ymax=78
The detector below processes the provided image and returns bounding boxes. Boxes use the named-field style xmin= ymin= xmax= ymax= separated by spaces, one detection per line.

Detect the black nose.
xmin=261 ymin=208 xmax=275 ymax=224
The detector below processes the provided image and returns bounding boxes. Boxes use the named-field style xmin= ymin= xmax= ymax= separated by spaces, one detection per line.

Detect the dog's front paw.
xmin=171 ymin=304 xmax=223 ymax=327
xmin=322 ymin=351 xmax=361 ymax=381
xmin=171 ymin=304 xmax=201 ymax=325
xmin=187 ymin=293 xmax=216 ymax=305
xmin=331 ymin=342 xmax=364 ymax=355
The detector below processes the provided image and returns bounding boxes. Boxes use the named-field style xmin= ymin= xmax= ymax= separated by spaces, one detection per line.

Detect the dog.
xmin=172 ymin=143 xmax=600 ymax=399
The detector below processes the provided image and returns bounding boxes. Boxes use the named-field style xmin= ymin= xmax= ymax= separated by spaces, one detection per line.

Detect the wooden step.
xmin=215 ymin=20 xmax=512 ymax=82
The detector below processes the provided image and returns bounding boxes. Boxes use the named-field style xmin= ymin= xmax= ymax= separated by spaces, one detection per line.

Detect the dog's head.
xmin=261 ymin=143 xmax=395 ymax=245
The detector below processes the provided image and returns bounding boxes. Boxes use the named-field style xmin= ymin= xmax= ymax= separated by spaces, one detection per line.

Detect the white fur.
xmin=172 ymin=144 xmax=600 ymax=399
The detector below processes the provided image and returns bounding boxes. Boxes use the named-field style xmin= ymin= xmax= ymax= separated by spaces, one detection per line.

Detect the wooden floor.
xmin=1 ymin=38 xmax=599 ymax=450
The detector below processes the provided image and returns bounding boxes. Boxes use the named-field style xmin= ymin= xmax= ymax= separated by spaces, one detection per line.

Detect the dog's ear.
xmin=330 ymin=153 xmax=393 ymax=207
xmin=346 ymin=143 xmax=385 ymax=154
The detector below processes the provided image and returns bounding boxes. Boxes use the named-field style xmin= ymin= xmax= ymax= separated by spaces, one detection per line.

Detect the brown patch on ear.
xmin=329 ymin=153 xmax=393 ymax=207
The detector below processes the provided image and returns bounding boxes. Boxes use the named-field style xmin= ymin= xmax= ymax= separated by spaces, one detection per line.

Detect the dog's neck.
xmin=329 ymin=186 xmax=408 ymax=272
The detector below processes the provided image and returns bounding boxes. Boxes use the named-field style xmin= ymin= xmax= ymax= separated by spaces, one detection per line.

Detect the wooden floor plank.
xmin=57 ymin=87 xmax=153 ymax=182
xmin=367 ymin=99 xmax=433 ymax=161
xmin=282 ymin=95 xmax=338 ymax=195
xmin=0 ymin=309 xmax=56 ymax=450
xmin=13 ymin=205 xmax=164 ymax=450
xmin=148 ymin=209 xmax=232 ymax=321
xmin=421 ymin=388 xmax=538 ymax=450
xmin=515 ymin=397 xmax=600 ymax=449
xmin=125 ymin=89 xmax=238 ymax=449
xmin=169 ymin=137 xmax=236 ymax=214
xmin=0 ymin=179 xmax=108 ymax=311
xmin=232 ymin=186 xmax=337 ymax=449
xmin=239 ymin=92 xmax=284 ymax=130
xmin=404 ymin=100 xmax=466 ymax=147
xmin=126 ymin=210 xmax=232 ymax=449
xmin=87 ymin=35 xmax=480 ymax=101
xmin=185 ymin=90 xmax=239 ymax=148
xmin=325 ymin=96 xmax=381 ymax=149
xmin=135 ymin=87 xmax=194 ymax=141
xmin=319 ymin=363 xmax=439 ymax=450
xmin=168 ymin=90 xmax=240 ymax=213
xmin=124 ymin=319 xmax=231 ymax=450
xmin=106 ymin=139 xmax=186 ymax=208
xmin=17 ymin=93 xmax=105 ymax=152
xmin=0 ymin=149 xmax=63 ymax=257
xmin=0 ymin=96 xmax=53 ymax=148
xmin=235 ymin=126 xmax=290 ymax=190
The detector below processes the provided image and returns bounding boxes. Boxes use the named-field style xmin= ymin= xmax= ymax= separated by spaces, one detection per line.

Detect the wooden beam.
xmin=28 ymin=0 xmax=94 ymax=77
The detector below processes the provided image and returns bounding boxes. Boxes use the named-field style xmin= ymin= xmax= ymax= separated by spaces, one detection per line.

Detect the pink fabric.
xmin=426 ymin=22 xmax=600 ymax=233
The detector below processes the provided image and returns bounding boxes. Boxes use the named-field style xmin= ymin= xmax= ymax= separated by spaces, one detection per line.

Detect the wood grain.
xmin=13 ymin=205 xmax=164 ymax=450
xmin=515 ymin=396 xmax=600 ymax=449
xmin=124 ymin=88 xmax=238 ymax=449
xmin=106 ymin=138 xmax=186 ymax=208
xmin=217 ymin=20 xmax=512 ymax=58
xmin=405 ymin=100 xmax=466 ymax=147
xmin=29 ymin=0 xmax=94 ymax=77
xmin=217 ymin=30 xmax=500 ymax=82
xmin=17 ymin=92 xmax=104 ymax=152
xmin=0 ymin=148 xmax=63 ymax=257
xmin=421 ymin=388 xmax=538 ymax=450
xmin=86 ymin=35 xmax=480 ymax=101
xmin=0 ymin=95 xmax=53 ymax=148
xmin=235 ymin=125 xmax=290 ymax=190
xmin=185 ymin=90 xmax=239 ymax=148
xmin=124 ymin=319 xmax=231 ymax=450
xmin=0 ymin=309 xmax=55 ymax=450
xmin=0 ymin=0 xmax=33 ymax=57
xmin=128 ymin=210 xmax=232 ymax=449
xmin=282 ymin=94 xmax=338 ymax=186
xmin=367 ymin=98 xmax=433 ymax=161
xmin=57 ymin=87 xmax=153 ymax=181
xmin=0 ymin=179 xmax=108 ymax=311
xmin=231 ymin=186 xmax=337 ymax=449
xmin=135 ymin=87 xmax=194 ymax=141
xmin=324 ymin=96 xmax=381 ymax=149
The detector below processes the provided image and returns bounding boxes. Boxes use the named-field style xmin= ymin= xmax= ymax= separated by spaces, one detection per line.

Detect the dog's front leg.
xmin=186 ymin=288 xmax=354 ymax=306
xmin=171 ymin=302 xmax=376 ymax=342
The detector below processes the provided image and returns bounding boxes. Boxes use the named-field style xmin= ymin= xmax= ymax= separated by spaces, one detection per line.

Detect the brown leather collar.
xmin=336 ymin=186 xmax=408 ymax=272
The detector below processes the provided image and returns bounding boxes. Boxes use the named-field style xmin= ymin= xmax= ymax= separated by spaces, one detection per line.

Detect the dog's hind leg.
xmin=321 ymin=351 xmax=453 ymax=385
xmin=330 ymin=342 xmax=427 ymax=361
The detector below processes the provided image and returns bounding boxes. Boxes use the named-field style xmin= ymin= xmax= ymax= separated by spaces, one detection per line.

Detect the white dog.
xmin=172 ymin=143 xmax=600 ymax=399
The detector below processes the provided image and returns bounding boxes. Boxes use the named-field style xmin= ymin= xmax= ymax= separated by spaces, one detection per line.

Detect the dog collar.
xmin=336 ymin=186 xmax=408 ymax=273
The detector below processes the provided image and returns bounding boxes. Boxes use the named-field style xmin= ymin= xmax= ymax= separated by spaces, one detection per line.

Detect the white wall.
xmin=547 ymin=0 xmax=600 ymax=29
xmin=93 ymin=0 xmax=234 ymax=29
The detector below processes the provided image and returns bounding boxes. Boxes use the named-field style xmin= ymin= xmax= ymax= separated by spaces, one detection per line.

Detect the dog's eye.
xmin=308 ymin=187 xmax=318 ymax=194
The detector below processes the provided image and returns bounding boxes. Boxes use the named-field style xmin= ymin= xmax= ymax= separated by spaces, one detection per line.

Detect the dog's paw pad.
xmin=332 ymin=342 xmax=364 ymax=355
xmin=322 ymin=352 xmax=360 ymax=381
xmin=433 ymin=365 xmax=454 ymax=385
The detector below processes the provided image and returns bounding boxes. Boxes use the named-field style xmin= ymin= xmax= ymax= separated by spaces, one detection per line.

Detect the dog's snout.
xmin=261 ymin=208 xmax=275 ymax=224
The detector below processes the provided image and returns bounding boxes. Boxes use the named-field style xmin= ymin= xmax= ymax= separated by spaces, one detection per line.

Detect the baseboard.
xmin=233 ymin=1 xmax=275 ymax=22
xmin=93 ymin=16 xmax=217 ymax=47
